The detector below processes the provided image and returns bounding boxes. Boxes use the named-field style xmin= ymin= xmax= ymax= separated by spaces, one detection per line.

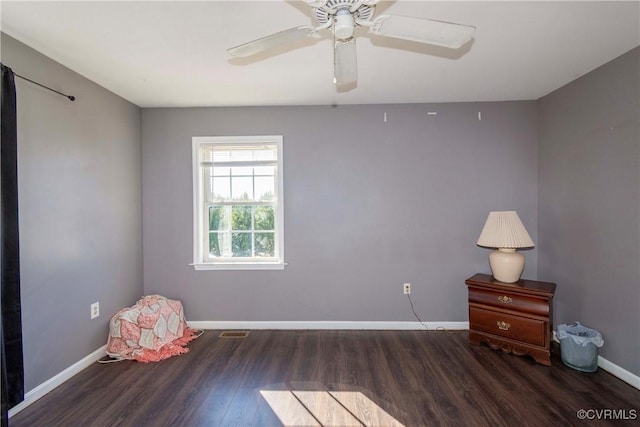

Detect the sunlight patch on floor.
xmin=259 ymin=390 xmax=405 ymax=427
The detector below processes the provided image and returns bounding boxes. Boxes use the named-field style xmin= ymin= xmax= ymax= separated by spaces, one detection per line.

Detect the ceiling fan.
xmin=227 ymin=0 xmax=476 ymax=87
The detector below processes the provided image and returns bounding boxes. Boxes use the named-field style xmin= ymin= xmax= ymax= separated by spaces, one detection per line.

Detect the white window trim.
xmin=192 ymin=135 xmax=285 ymax=271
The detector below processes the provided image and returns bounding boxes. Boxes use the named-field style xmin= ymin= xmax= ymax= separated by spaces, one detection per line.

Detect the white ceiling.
xmin=1 ymin=1 xmax=639 ymax=108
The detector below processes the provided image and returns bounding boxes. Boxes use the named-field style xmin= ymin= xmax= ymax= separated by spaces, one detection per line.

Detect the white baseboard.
xmin=552 ymin=333 xmax=639 ymax=390
xmin=597 ymin=356 xmax=640 ymax=389
xmin=187 ymin=320 xmax=470 ymax=330
xmin=8 ymin=345 xmax=107 ymax=418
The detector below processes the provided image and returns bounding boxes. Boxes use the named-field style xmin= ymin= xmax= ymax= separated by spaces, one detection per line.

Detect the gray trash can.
xmin=557 ymin=322 xmax=604 ymax=372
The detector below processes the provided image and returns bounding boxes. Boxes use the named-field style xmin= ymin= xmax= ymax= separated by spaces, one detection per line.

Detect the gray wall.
xmin=142 ymin=102 xmax=538 ymax=323
xmin=538 ymin=47 xmax=640 ymax=375
xmin=1 ymin=34 xmax=143 ymax=390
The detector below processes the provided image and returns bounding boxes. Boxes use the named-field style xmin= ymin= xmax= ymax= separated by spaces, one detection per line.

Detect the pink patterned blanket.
xmin=106 ymin=294 xmax=200 ymax=363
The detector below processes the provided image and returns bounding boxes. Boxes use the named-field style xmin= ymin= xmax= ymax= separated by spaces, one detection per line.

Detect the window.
xmin=192 ymin=136 xmax=284 ymax=270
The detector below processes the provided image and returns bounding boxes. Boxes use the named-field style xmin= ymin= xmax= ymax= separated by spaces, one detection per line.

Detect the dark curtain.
xmin=1 ymin=63 xmax=24 ymax=427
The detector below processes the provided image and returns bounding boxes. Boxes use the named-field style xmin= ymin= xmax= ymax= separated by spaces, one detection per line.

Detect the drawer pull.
xmin=497 ymin=295 xmax=512 ymax=304
xmin=497 ymin=321 xmax=511 ymax=331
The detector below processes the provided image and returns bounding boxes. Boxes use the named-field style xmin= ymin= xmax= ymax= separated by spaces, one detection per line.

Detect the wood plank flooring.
xmin=9 ymin=330 xmax=640 ymax=427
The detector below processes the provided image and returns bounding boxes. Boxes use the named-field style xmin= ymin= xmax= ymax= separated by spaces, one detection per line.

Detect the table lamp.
xmin=476 ymin=211 xmax=534 ymax=283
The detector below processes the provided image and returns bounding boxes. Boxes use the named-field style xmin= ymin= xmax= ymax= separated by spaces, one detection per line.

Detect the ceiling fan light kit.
xmin=334 ymin=9 xmax=355 ymax=40
xmin=227 ymin=0 xmax=475 ymax=88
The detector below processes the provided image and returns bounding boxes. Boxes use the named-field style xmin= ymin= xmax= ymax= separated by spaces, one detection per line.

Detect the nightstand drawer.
xmin=468 ymin=287 xmax=549 ymax=316
xmin=469 ymin=307 xmax=546 ymax=346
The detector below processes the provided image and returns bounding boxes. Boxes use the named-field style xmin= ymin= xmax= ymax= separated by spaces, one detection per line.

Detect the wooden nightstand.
xmin=465 ymin=273 xmax=556 ymax=366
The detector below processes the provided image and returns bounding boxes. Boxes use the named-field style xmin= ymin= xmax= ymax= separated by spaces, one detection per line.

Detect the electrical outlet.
xmin=403 ymin=283 xmax=411 ymax=294
xmin=90 ymin=302 xmax=100 ymax=319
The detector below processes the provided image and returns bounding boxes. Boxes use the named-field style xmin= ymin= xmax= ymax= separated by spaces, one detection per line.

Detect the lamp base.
xmin=489 ymin=248 xmax=525 ymax=283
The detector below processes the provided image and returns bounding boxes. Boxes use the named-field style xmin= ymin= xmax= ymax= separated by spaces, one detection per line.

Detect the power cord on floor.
xmin=406 ymin=293 xmax=461 ymax=335
xmin=407 ymin=293 xmax=429 ymax=330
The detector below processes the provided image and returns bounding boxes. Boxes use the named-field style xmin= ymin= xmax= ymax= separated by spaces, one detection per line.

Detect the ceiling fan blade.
xmin=369 ymin=15 xmax=475 ymax=49
xmin=228 ymin=26 xmax=315 ymax=58
xmin=334 ymin=38 xmax=357 ymax=85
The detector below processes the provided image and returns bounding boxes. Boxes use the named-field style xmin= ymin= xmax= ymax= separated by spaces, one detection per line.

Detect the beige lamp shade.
xmin=477 ymin=211 xmax=534 ymax=249
xmin=477 ymin=211 xmax=534 ymax=283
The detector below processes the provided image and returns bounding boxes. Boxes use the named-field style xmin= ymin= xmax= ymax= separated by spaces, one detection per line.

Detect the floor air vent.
xmin=218 ymin=331 xmax=249 ymax=339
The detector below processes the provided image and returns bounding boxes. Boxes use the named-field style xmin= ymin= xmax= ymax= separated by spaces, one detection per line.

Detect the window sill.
xmin=192 ymin=262 xmax=286 ymax=271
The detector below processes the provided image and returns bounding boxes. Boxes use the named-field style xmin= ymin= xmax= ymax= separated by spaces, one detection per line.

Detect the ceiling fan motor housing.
xmin=314 ymin=0 xmax=376 ymax=38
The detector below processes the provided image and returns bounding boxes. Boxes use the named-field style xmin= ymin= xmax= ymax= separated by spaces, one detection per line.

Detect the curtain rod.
xmin=14 ymin=72 xmax=75 ymax=102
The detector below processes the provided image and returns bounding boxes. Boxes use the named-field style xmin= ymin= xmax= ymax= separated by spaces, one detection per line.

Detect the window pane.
xmin=209 ymin=206 xmax=223 ymax=230
xmin=232 ymin=232 xmax=252 ymax=257
xmin=213 ymin=167 xmax=230 ymax=177
xmin=210 ymin=231 xmax=232 ymax=257
xmin=213 ymin=177 xmax=231 ymax=200
xmin=232 ymin=206 xmax=252 ymax=230
xmin=231 ymin=176 xmax=253 ymax=200
xmin=255 ymin=233 xmax=275 ymax=257
xmin=231 ymin=166 xmax=253 ymax=176
xmin=255 ymin=176 xmax=275 ymax=201
xmin=254 ymin=206 xmax=274 ymax=230
xmin=208 ymin=232 xmax=221 ymax=256
xmin=209 ymin=206 xmax=232 ymax=231
xmin=254 ymin=166 xmax=275 ymax=176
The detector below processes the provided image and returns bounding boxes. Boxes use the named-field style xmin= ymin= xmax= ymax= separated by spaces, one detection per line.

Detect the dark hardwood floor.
xmin=9 ymin=330 xmax=639 ymax=427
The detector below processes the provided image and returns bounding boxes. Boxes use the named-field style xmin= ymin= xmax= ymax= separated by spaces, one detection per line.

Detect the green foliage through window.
xmin=208 ymin=205 xmax=276 ymax=258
